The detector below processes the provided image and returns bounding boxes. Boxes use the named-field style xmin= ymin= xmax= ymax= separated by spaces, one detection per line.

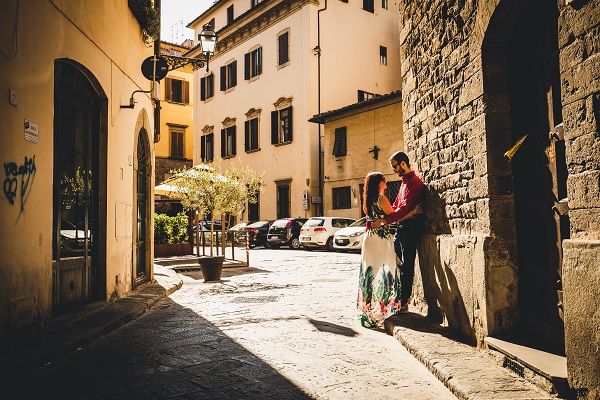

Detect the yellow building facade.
xmin=0 ymin=0 xmax=156 ymax=337
xmin=155 ymin=41 xmax=194 ymax=215
xmin=310 ymin=91 xmax=404 ymax=219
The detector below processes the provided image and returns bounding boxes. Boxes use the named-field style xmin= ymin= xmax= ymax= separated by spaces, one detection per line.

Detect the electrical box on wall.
xmin=302 ymin=190 xmax=309 ymax=210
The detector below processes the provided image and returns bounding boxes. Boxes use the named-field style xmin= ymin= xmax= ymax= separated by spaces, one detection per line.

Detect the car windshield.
xmin=272 ymin=219 xmax=290 ymax=228
xmin=349 ymin=218 xmax=367 ymax=227
xmin=247 ymin=221 xmax=269 ymax=229
xmin=304 ymin=219 xmax=325 ymax=227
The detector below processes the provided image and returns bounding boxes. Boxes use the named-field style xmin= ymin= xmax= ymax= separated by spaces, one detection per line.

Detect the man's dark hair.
xmin=389 ymin=151 xmax=410 ymax=168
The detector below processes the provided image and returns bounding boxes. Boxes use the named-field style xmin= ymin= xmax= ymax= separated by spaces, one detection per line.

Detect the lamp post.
xmin=162 ymin=24 xmax=218 ymax=72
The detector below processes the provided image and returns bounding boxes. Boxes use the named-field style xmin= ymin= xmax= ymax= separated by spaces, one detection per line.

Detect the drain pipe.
xmin=153 ymin=0 xmax=162 ymax=143
xmin=316 ymin=0 xmax=328 ymax=216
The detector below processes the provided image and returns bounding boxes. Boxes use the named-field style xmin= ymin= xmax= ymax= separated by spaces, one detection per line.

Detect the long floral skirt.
xmin=357 ymin=231 xmax=401 ymax=328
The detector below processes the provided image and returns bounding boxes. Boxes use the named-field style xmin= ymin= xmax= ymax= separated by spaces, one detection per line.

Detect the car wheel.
xmin=326 ymin=237 xmax=334 ymax=251
xmin=263 ymin=242 xmax=270 ymax=248
xmin=289 ymin=237 xmax=301 ymax=249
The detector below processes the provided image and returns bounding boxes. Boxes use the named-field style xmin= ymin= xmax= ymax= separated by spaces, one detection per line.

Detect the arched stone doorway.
xmin=482 ymin=0 xmax=567 ymax=354
xmin=134 ymin=125 xmax=152 ymax=287
xmin=52 ymin=59 xmax=107 ymax=315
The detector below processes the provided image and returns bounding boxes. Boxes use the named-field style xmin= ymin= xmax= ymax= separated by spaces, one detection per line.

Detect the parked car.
xmin=333 ymin=217 xmax=367 ymax=252
xmin=228 ymin=221 xmax=254 ymax=244
xmin=300 ymin=217 xmax=356 ymax=251
xmin=266 ymin=218 xmax=308 ymax=249
xmin=246 ymin=220 xmax=274 ymax=248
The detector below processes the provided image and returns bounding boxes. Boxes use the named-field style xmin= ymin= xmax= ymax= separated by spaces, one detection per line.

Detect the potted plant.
xmin=153 ymin=213 xmax=191 ymax=257
xmin=172 ymin=159 xmax=262 ymax=281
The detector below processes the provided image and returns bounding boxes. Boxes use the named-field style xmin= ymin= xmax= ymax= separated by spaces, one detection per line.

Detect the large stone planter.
xmin=198 ymin=255 xmax=225 ymax=282
xmin=154 ymin=242 xmax=193 ymax=257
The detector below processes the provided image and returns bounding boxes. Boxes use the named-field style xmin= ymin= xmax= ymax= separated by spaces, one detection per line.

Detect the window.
xmin=227 ymin=5 xmax=234 ymax=24
xmin=363 ymin=0 xmax=374 ymax=13
xmin=332 ymin=187 xmax=351 ymax=210
xmin=220 ymin=61 xmax=237 ymax=91
xmin=165 ymin=77 xmax=189 ymax=104
xmin=382 ymin=0 xmax=388 ymax=9
xmin=251 ymin=0 xmax=263 ymax=7
xmin=358 ymin=90 xmax=379 ymax=102
xmin=200 ymin=133 xmax=214 ymax=162
xmin=380 ymin=46 xmax=387 ymax=65
xmin=200 ymin=73 xmax=214 ymax=100
xmin=245 ymin=118 xmax=260 ymax=151
xmin=208 ymin=18 xmax=215 ymax=29
xmin=385 ymin=180 xmax=401 ymax=203
xmin=332 ymin=127 xmax=347 ymax=157
xmin=170 ymin=129 xmax=185 ymax=158
xmin=221 ymin=126 xmax=237 ymax=157
xmin=340 ymin=0 xmax=348 ymax=3
xmin=278 ymin=31 xmax=289 ymax=66
xmin=271 ymin=107 xmax=293 ymax=145
xmin=248 ymin=192 xmax=259 ymax=221
xmin=244 ymin=47 xmax=262 ymax=80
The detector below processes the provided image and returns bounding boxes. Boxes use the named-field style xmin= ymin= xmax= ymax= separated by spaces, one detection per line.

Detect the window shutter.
xmin=201 ymin=135 xmax=206 ymax=160
xmin=220 ymin=66 xmax=226 ymax=91
xmin=287 ymin=106 xmax=293 ymax=141
xmin=271 ymin=111 xmax=278 ymax=144
xmin=244 ymin=53 xmax=250 ymax=80
xmin=333 ymin=127 xmax=347 ymax=157
xmin=258 ymin=47 xmax=263 ymax=75
xmin=208 ymin=74 xmax=214 ymax=98
xmin=231 ymin=61 xmax=237 ymax=87
xmin=232 ymin=126 xmax=237 ymax=156
xmin=200 ymin=77 xmax=206 ymax=100
xmin=165 ymin=77 xmax=172 ymax=101
xmin=221 ymin=129 xmax=226 ymax=157
xmin=245 ymin=121 xmax=250 ymax=152
xmin=183 ymin=81 xmax=190 ymax=104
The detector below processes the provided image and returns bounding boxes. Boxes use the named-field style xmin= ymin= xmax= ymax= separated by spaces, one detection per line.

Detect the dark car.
xmin=267 ymin=218 xmax=308 ymax=249
xmin=246 ymin=220 xmax=274 ymax=248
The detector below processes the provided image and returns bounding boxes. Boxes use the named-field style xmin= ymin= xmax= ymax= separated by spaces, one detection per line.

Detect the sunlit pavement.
xmin=13 ymin=248 xmax=458 ymax=399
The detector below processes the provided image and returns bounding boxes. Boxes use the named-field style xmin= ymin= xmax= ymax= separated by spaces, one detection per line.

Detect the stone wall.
xmin=398 ymin=0 xmax=516 ymax=344
xmin=155 ymin=157 xmax=192 ymax=186
xmin=558 ymin=0 xmax=600 ymax=397
xmin=400 ymin=0 xmax=600 ymax=397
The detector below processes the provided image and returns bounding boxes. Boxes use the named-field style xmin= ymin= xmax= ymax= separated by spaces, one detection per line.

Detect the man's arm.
xmin=384 ymin=179 xmax=424 ymax=224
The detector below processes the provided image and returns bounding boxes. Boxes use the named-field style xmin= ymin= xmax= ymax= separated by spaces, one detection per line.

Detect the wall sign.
xmin=24 ymin=119 xmax=39 ymax=144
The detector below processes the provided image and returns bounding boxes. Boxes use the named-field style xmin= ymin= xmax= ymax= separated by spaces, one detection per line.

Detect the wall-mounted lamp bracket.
xmin=369 ymin=145 xmax=380 ymax=160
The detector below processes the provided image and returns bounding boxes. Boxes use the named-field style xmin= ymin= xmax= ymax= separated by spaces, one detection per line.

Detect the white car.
xmin=300 ymin=217 xmax=356 ymax=251
xmin=333 ymin=217 xmax=367 ymax=252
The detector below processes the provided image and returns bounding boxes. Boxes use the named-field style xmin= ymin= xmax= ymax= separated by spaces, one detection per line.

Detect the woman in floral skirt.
xmin=357 ymin=172 xmax=420 ymax=328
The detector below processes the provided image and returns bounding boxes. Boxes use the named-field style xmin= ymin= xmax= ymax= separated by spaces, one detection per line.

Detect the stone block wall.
xmin=558 ymin=1 xmax=600 ymax=397
xmin=398 ymin=0 xmax=517 ymax=344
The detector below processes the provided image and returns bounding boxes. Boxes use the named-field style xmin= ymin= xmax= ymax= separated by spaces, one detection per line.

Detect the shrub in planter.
xmin=154 ymin=213 xmax=188 ymax=244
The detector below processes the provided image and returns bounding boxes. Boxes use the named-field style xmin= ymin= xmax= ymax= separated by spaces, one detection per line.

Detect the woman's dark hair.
xmin=363 ymin=172 xmax=385 ymax=216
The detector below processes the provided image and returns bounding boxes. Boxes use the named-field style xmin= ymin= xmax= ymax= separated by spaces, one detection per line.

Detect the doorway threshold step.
xmin=485 ymin=337 xmax=569 ymax=397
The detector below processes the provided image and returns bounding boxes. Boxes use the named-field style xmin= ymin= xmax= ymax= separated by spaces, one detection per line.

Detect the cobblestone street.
xmin=16 ymin=249 xmax=458 ymax=399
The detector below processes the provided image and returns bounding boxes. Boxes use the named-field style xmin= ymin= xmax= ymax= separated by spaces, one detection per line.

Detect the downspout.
xmin=153 ymin=0 xmax=161 ymax=143
xmin=316 ymin=0 xmax=327 ymax=216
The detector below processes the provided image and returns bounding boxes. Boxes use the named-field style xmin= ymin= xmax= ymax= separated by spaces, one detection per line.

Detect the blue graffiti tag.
xmin=4 ymin=155 xmax=36 ymax=212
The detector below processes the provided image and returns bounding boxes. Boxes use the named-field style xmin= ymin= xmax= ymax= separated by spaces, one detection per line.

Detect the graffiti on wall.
xmin=3 ymin=155 xmax=36 ymax=213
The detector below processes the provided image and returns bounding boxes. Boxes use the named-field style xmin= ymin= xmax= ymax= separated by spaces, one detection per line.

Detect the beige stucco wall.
xmin=322 ymin=101 xmax=404 ymax=218
xmin=189 ymin=0 xmax=401 ymax=220
xmin=0 ymin=0 xmax=154 ymax=336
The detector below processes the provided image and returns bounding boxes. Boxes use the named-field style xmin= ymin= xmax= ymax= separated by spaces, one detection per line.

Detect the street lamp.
xmin=198 ymin=24 xmax=217 ymax=71
xmin=161 ymin=24 xmax=218 ymax=72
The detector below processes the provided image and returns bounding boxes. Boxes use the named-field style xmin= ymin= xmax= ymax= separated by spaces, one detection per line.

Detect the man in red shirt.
xmin=373 ymin=151 xmax=424 ymax=312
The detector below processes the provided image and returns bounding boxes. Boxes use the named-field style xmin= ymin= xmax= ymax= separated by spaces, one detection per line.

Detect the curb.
xmin=384 ymin=314 xmax=556 ymax=400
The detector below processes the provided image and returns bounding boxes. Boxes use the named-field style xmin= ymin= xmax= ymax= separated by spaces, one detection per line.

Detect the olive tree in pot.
xmin=173 ymin=159 xmax=262 ymax=281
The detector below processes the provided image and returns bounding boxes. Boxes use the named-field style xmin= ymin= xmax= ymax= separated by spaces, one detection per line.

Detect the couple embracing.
xmin=357 ymin=151 xmax=425 ymax=328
